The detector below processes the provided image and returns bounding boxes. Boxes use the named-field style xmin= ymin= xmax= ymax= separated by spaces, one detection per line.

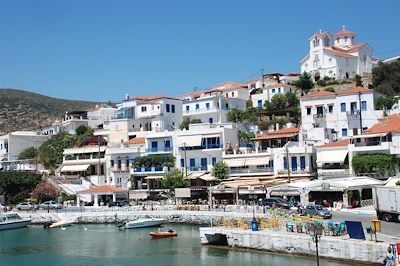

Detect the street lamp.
xmin=309 ymin=224 xmax=323 ymax=266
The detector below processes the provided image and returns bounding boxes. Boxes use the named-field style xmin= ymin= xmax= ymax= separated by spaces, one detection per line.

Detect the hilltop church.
xmin=299 ymin=26 xmax=375 ymax=82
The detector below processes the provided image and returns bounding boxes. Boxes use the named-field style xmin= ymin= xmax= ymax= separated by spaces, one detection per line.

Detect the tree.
xmin=293 ymin=71 xmax=314 ymax=93
xmin=269 ymin=94 xmax=287 ymax=110
xmin=18 ymin=147 xmax=38 ymax=160
xmin=31 ymin=181 xmax=59 ymax=202
xmin=39 ymin=132 xmax=75 ymax=171
xmin=0 ymin=171 xmax=42 ymax=204
xmin=285 ymin=92 xmax=299 ymax=107
xmin=161 ymin=169 xmax=190 ymax=189
xmin=179 ymin=117 xmax=202 ymax=130
xmin=354 ymin=74 xmax=363 ymax=87
xmin=238 ymin=131 xmax=255 ymax=146
xmin=226 ymin=107 xmax=245 ymax=123
xmin=375 ymin=96 xmax=396 ymax=111
xmin=373 ymin=59 xmax=400 ymax=96
xmin=352 ymin=154 xmax=395 ymax=176
xmin=134 ymin=154 xmax=175 ymax=168
xmin=324 ymin=87 xmax=335 ymax=93
xmin=243 ymin=107 xmax=258 ymax=124
xmin=75 ymin=125 xmax=93 ymax=136
xmin=211 ymin=161 xmax=229 ymax=181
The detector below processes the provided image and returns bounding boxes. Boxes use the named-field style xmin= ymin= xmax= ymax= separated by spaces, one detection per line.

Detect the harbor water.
xmin=0 ymin=224 xmax=354 ymax=266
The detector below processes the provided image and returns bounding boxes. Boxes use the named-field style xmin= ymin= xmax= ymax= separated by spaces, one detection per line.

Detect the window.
xmin=190 ymin=158 xmax=195 ymax=169
xmin=306 ymin=107 xmax=311 ymax=115
xmin=340 ymin=103 xmax=346 ymax=112
xmin=328 ymin=105 xmax=333 ymax=113
xmin=151 ymin=141 xmax=158 ymax=152
xmin=225 ymin=103 xmax=229 ymax=109
xmin=353 ymin=128 xmax=358 ymax=135
xmin=283 ymin=157 xmax=288 ymax=169
xmin=209 ymin=118 xmax=213 ymax=124
xmin=231 ymin=92 xmax=234 ymax=97
xmin=361 ymin=101 xmax=367 ymax=111
xmin=212 ymin=157 xmax=217 ymax=165
xmin=165 ymin=140 xmax=171 ymax=149
xmin=201 ymin=158 xmax=207 ymax=170
xmin=141 ymin=106 xmax=147 ymax=112
xmin=185 ymin=105 xmax=190 ymax=112
xmin=166 ymin=104 xmax=170 ymax=112
xmin=171 ymin=104 xmax=175 ymax=113
xmin=342 ymin=128 xmax=348 ymax=137
xmin=196 ymin=104 xmax=199 ymax=110
xmin=206 ymin=102 xmax=210 ymax=110
xmin=316 ymin=106 xmax=324 ymax=117
xmin=180 ymin=159 xmax=184 ymax=168
xmin=278 ymin=87 xmax=281 ymax=93
xmin=272 ymin=89 xmax=276 ymax=93
xmin=350 ymin=102 xmax=357 ymax=114
xmin=257 ymin=100 xmax=263 ymax=108
xmin=111 ymin=160 xmax=114 ymax=167
xmin=300 ymin=156 xmax=306 ymax=170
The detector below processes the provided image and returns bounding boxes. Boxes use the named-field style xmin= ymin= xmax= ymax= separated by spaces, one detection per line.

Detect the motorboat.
xmin=124 ymin=218 xmax=165 ymax=229
xmin=0 ymin=212 xmax=31 ymax=230
xmin=149 ymin=229 xmax=177 ymax=238
xmin=46 ymin=219 xmax=74 ymax=228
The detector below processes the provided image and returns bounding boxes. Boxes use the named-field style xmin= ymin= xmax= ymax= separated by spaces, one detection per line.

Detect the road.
xmin=332 ymin=210 xmax=400 ymax=240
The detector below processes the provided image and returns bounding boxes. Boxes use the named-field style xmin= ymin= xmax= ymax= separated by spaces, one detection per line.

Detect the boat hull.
xmin=48 ymin=220 xmax=74 ymax=228
xmin=149 ymin=232 xmax=177 ymax=238
xmin=0 ymin=219 xmax=31 ymax=231
xmin=125 ymin=219 xmax=165 ymax=229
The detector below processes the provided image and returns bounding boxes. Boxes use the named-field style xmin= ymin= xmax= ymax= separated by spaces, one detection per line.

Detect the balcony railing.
xmin=133 ymin=166 xmax=165 ymax=173
xmin=189 ymin=165 xmax=208 ymax=171
xmin=313 ymin=113 xmax=326 ymax=119
xmin=230 ymin=167 xmax=274 ymax=174
xmin=146 ymin=147 xmax=173 ymax=153
xmin=346 ymin=110 xmax=360 ymax=119
xmin=353 ymin=140 xmax=385 ymax=147
xmin=110 ymin=167 xmax=130 ymax=173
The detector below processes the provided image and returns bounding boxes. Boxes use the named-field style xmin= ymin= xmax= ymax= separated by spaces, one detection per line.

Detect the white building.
xmin=95 ymin=95 xmax=183 ymax=144
xmin=0 ymin=131 xmax=49 ymax=162
xmin=300 ymin=87 xmax=383 ymax=143
xmin=251 ymin=83 xmax=298 ymax=109
xmin=182 ymin=82 xmax=248 ymax=124
xmin=300 ymin=27 xmax=375 ymax=81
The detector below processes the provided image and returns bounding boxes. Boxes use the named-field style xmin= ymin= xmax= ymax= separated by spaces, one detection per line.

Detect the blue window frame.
xmin=171 ymin=105 xmax=175 ymax=113
xmin=151 ymin=141 xmax=158 ymax=152
xmin=185 ymin=105 xmax=190 ymax=112
xmin=257 ymin=100 xmax=262 ymax=108
xmin=180 ymin=159 xmax=184 ymax=168
xmin=272 ymin=89 xmax=276 ymax=93
xmin=291 ymin=157 xmax=297 ymax=171
xmin=190 ymin=158 xmax=195 ymax=169
xmin=201 ymin=158 xmax=207 ymax=170
xmin=300 ymin=156 xmax=306 ymax=170
xmin=206 ymin=102 xmax=210 ymax=110
xmin=166 ymin=104 xmax=170 ymax=112
xmin=342 ymin=128 xmax=348 ymax=137
xmin=340 ymin=103 xmax=346 ymax=112
xmin=212 ymin=157 xmax=217 ymax=165
xmin=196 ymin=104 xmax=199 ymax=110
xmin=283 ymin=157 xmax=288 ymax=169
xmin=361 ymin=101 xmax=367 ymax=111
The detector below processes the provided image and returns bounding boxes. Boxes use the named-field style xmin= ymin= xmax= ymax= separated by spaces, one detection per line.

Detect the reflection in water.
xmin=0 ymin=224 xmax=351 ymax=266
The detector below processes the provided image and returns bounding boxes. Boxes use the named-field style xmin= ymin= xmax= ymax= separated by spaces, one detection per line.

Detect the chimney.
xmin=275 ymin=123 xmax=280 ymax=131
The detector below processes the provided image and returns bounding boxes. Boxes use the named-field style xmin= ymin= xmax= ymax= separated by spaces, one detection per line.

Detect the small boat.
xmin=47 ymin=219 xmax=74 ymax=228
xmin=124 ymin=218 xmax=165 ymax=229
xmin=0 ymin=212 xmax=31 ymax=230
xmin=149 ymin=229 xmax=177 ymax=238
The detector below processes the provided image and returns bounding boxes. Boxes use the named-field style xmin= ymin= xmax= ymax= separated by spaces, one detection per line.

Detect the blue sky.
xmin=1 ymin=0 xmax=399 ymax=102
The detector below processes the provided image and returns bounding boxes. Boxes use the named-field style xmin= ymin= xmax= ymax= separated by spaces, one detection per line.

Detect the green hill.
xmin=0 ymin=89 xmax=101 ymax=134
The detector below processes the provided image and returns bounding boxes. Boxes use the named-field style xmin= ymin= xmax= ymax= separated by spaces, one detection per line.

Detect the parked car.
xmin=302 ymin=204 xmax=332 ymax=219
xmin=108 ymin=201 xmax=129 ymax=207
xmin=260 ymin=197 xmax=290 ymax=209
xmin=39 ymin=201 xmax=63 ymax=210
xmin=16 ymin=202 xmax=38 ymax=211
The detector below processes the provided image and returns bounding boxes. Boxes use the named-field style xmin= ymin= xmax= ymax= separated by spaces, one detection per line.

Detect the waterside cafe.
xmin=77 ymin=185 xmax=128 ymax=206
xmin=266 ymin=176 xmax=383 ymax=208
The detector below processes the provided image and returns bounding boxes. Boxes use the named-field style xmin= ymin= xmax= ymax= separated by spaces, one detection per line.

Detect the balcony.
xmin=109 ymin=167 xmax=130 ymax=173
xmin=133 ymin=166 xmax=166 ymax=174
xmin=229 ymin=167 xmax=274 ymax=175
xmin=346 ymin=110 xmax=360 ymax=119
xmin=189 ymin=165 xmax=208 ymax=171
xmin=145 ymin=147 xmax=173 ymax=153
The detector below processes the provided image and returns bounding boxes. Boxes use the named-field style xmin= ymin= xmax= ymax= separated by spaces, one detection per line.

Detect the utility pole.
xmin=35 ymin=147 xmax=38 ymax=173
xmin=286 ymin=144 xmax=291 ymax=183
xmin=261 ymin=68 xmax=264 ymax=87
xmin=98 ymin=136 xmax=101 ymax=181
xmin=358 ymin=92 xmax=363 ymax=135
xmin=183 ymin=142 xmax=188 ymax=177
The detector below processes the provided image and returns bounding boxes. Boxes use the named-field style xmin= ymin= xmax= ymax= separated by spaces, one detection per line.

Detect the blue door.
xmin=151 ymin=141 xmax=158 ymax=152
xmin=300 ymin=156 xmax=306 ymax=170
xmin=190 ymin=159 xmax=195 ymax=170
xmin=201 ymin=158 xmax=207 ymax=170
xmin=283 ymin=157 xmax=288 ymax=169
xmin=291 ymin=157 xmax=297 ymax=172
xmin=257 ymin=100 xmax=262 ymax=108
xmin=165 ymin=140 xmax=171 ymax=151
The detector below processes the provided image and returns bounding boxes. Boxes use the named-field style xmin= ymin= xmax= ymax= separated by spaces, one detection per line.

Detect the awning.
xmin=351 ymin=132 xmax=388 ymax=139
xmin=129 ymin=191 xmax=148 ymax=199
xmin=63 ymin=146 xmax=106 ymax=155
xmin=199 ymin=173 xmax=216 ymax=181
xmin=61 ymin=164 xmax=90 ymax=172
xmin=245 ymin=157 xmax=269 ymax=166
xmin=144 ymin=176 xmax=164 ymax=180
xmin=316 ymin=150 xmax=348 ymax=164
xmin=176 ymin=135 xmax=202 ymax=147
xmin=202 ymin=134 xmax=221 ymax=138
xmin=224 ymin=158 xmax=245 ymax=167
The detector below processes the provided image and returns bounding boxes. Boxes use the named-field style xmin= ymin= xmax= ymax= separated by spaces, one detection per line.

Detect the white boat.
xmin=0 ymin=212 xmax=31 ymax=230
xmin=48 ymin=219 xmax=74 ymax=228
xmin=124 ymin=218 xmax=165 ymax=229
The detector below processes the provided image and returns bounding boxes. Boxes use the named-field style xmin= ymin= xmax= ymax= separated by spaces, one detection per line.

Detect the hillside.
xmin=0 ymin=89 xmax=101 ymax=134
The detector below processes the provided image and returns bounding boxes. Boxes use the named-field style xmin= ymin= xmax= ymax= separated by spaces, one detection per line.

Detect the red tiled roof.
xmin=363 ymin=114 xmax=400 ymax=134
xmin=332 ymin=43 xmax=366 ymax=53
xmin=265 ymin=83 xmax=296 ymax=89
xmin=336 ymin=87 xmax=374 ymax=95
xmin=317 ymin=139 xmax=349 ymax=148
xmin=254 ymin=128 xmax=300 ymax=141
xmin=123 ymin=137 xmax=145 ymax=145
xmin=79 ymin=185 xmax=128 ymax=194
xmin=132 ymin=95 xmax=180 ymax=101
xmin=324 ymin=48 xmax=357 ymax=58
xmin=334 ymin=29 xmax=357 ymax=37
xmin=301 ymin=90 xmax=336 ymax=99
xmin=285 ymin=73 xmax=300 ymax=77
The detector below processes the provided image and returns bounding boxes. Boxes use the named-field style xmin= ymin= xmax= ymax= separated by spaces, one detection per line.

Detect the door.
xmin=201 ymin=158 xmax=207 ymax=171
xmin=291 ymin=157 xmax=297 ymax=172
xmin=151 ymin=141 xmax=158 ymax=152
xmin=190 ymin=159 xmax=195 ymax=170
xmin=300 ymin=156 xmax=306 ymax=170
